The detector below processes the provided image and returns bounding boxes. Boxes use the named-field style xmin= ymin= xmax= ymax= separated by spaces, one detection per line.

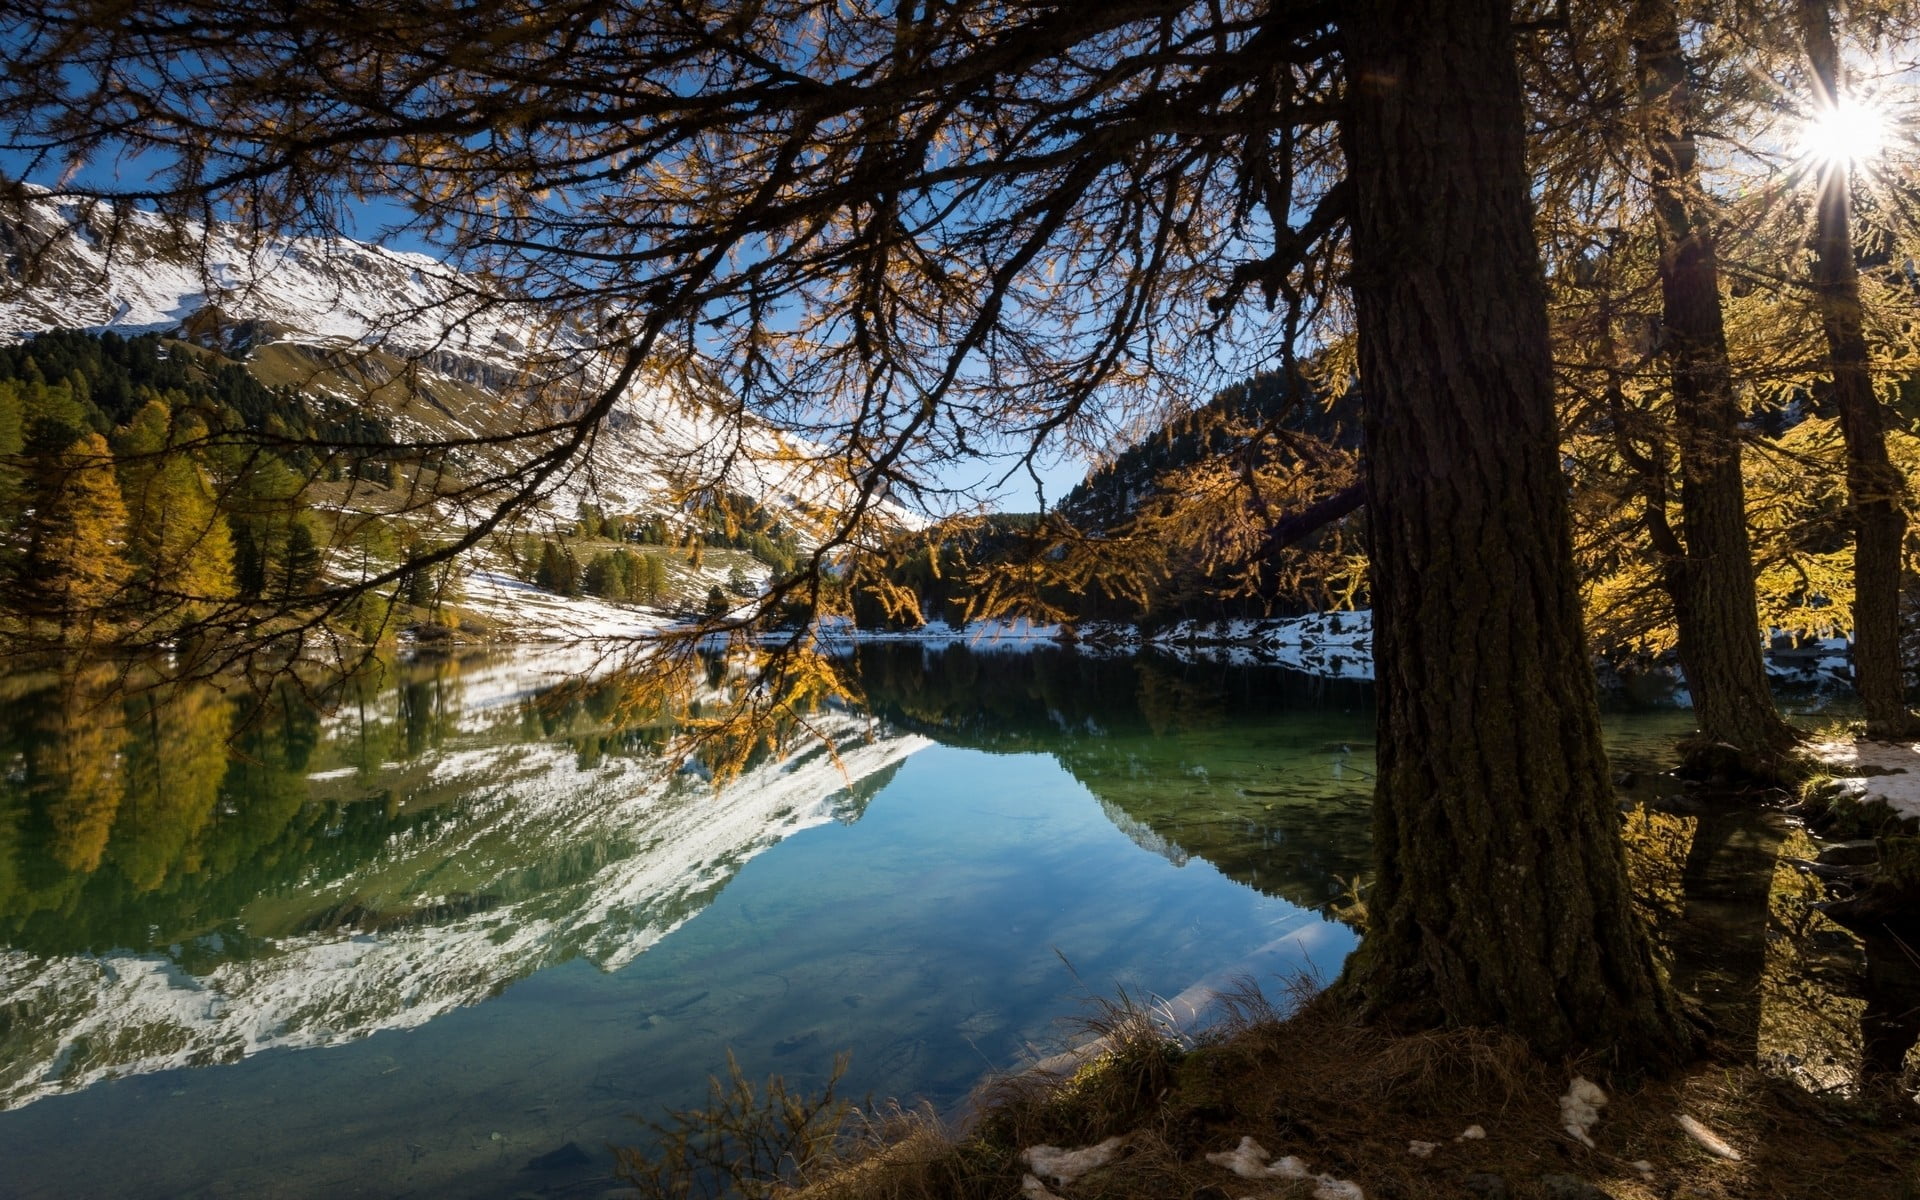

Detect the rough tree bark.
xmin=1632 ymin=0 xmax=1798 ymax=772
xmin=1800 ymin=0 xmax=1918 ymax=739
xmin=1336 ymin=0 xmax=1692 ymax=1065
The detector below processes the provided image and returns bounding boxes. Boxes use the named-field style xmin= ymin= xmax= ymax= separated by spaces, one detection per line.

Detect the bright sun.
xmin=1798 ymin=97 xmax=1889 ymax=169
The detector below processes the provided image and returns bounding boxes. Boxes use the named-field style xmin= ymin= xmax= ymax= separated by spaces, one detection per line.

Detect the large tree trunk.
xmin=1631 ymin=0 xmax=1797 ymax=773
xmin=1800 ymin=0 xmax=1918 ymax=739
xmin=1336 ymin=0 xmax=1691 ymax=1066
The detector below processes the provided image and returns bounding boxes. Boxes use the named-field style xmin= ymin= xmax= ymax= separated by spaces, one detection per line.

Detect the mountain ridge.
xmin=0 ymin=187 xmax=908 ymax=542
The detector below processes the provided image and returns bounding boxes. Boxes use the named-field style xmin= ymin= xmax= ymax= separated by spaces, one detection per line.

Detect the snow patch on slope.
xmin=0 ymin=188 xmax=920 ymax=533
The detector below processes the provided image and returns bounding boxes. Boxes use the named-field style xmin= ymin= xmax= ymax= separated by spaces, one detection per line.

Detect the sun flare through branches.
xmin=1796 ymin=95 xmax=1890 ymax=172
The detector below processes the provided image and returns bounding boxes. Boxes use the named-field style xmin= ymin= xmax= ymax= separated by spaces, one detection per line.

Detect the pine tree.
xmin=535 ymin=539 xmax=580 ymax=596
xmin=0 ymin=0 xmax=1707 ymax=1065
xmin=279 ymin=515 xmax=323 ymax=600
xmin=1339 ymin=0 xmax=1689 ymax=1062
xmin=583 ymin=550 xmax=622 ymax=600
xmin=228 ymin=456 xmax=305 ymax=599
xmin=0 ymin=379 xmax=21 ymax=463
xmin=638 ymin=552 xmax=669 ymax=603
xmin=1797 ymin=0 xmax=1919 ymax=738
xmin=338 ymin=518 xmax=399 ymax=642
xmin=0 ymin=380 xmax=24 ymax=557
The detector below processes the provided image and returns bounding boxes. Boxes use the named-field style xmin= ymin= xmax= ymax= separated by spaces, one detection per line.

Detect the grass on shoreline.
xmin=748 ymin=985 xmax=1918 ymax=1200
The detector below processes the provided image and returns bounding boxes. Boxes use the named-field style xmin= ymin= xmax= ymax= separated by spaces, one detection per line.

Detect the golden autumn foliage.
xmin=117 ymin=399 xmax=237 ymax=626
xmin=38 ymin=684 xmax=129 ymax=874
xmin=18 ymin=431 xmax=131 ymax=643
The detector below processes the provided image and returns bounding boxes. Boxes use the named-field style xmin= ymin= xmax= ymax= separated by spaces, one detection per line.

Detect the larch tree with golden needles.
xmin=1792 ymin=0 xmax=1920 ymax=738
xmin=0 ymin=0 xmax=1693 ymax=1064
xmin=1539 ymin=0 xmax=1920 ymax=750
xmin=1629 ymin=0 xmax=1800 ymax=770
xmin=17 ymin=431 xmax=132 ymax=644
xmin=116 ymin=398 xmax=237 ymax=629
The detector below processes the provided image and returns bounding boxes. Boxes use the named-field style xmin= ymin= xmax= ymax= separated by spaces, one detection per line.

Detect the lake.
xmin=0 ymin=644 xmax=1699 ymax=1197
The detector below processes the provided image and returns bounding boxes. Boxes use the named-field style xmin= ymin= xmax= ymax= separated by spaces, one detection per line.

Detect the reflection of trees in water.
xmin=1619 ymin=804 xmax=1787 ymax=1061
xmin=850 ymin=644 xmax=1375 ymax=915
xmin=39 ymin=682 xmax=127 ymax=874
xmin=1859 ymin=929 xmax=1920 ymax=1082
xmin=0 ymin=661 xmax=491 ymax=956
xmin=0 ymin=651 xmax=925 ymax=1112
xmin=851 ymin=643 xmax=1373 ymax=746
xmin=1627 ymin=803 xmax=1919 ymax=1093
xmin=1133 ymin=659 xmax=1228 ymax=735
xmin=1759 ymin=827 xmax=1878 ymax=1092
xmin=515 ymin=672 xmax=676 ymax=771
xmin=335 ymin=654 xmax=462 ymax=776
xmin=0 ymin=652 xmax=885 ymax=964
xmin=115 ymin=686 xmax=231 ymax=892
xmin=857 ymin=643 xmax=1917 ymax=1089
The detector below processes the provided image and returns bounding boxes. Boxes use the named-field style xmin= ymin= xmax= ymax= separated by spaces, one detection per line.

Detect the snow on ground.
xmin=0 ymin=187 xmax=926 ymax=535
xmin=1765 ymin=635 xmax=1854 ymax=690
xmin=459 ymin=569 xmax=672 ymax=641
xmin=436 ymin=594 xmax=1828 ymax=696
xmin=1147 ymin=610 xmax=1372 ymax=650
xmin=1806 ymin=740 xmax=1920 ymax=824
xmin=435 ymin=594 xmax=1840 ymax=697
xmin=1141 ymin=611 xmax=1375 ymax=679
xmin=800 ymin=611 xmax=1376 ymax=678
xmin=1073 ymin=621 xmax=1143 ymax=650
xmin=0 ymin=187 xmax=568 ymax=369
xmin=810 ymin=616 xmax=1066 ymax=649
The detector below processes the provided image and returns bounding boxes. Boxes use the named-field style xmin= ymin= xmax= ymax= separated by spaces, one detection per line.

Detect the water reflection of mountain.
xmin=0 ymin=657 xmax=927 ymax=1112
xmin=849 ymin=644 xmax=1376 ymax=913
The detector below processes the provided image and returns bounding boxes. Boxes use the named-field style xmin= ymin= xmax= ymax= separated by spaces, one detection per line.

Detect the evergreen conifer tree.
xmin=279 ymin=516 xmax=323 ymax=600
xmin=638 ymin=552 xmax=669 ymax=604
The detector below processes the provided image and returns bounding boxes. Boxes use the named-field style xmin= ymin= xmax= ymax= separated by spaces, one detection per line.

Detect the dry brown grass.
xmin=785 ymin=985 xmax=1920 ymax=1200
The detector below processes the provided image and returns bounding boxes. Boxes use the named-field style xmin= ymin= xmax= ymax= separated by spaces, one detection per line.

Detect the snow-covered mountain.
xmin=0 ymin=186 xmax=893 ymax=536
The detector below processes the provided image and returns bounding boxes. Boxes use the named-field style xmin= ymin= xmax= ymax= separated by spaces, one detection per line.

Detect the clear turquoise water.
xmin=0 ymin=646 xmax=1687 ymax=1198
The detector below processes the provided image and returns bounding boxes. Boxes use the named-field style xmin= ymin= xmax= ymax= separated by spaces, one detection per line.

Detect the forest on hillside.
xmin=0 ymin=326 xmax=819 ymax=650
xmin=0 ymin=329 xmax=446 ymax=645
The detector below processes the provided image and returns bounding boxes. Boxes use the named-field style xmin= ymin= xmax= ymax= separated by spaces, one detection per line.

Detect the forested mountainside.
xmin=0 ymin=183 xmax=1372 ymax=644
xmin=1059 ymin=369 xmax=1359 ymax=532
xmin=845 ymin=370 xmax=1367 ymax=631
xmin=0 ymin=190 xmax=894 ymax=643
xmin=0 ymin=329 xmax=394 ymax=613
xmin=0 ymin=188 xmax=886 ymax=527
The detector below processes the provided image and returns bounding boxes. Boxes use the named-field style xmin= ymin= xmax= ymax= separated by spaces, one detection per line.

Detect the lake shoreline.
xmin=417 ymin=597 xmax=1859 ymax=704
